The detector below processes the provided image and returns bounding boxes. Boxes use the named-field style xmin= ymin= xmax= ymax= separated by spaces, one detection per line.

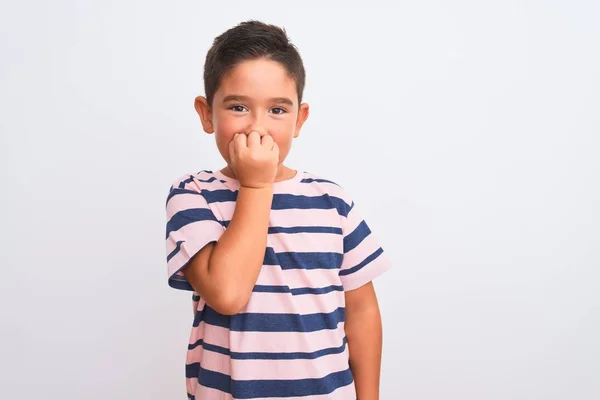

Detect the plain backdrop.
xmin=1 ymin=1 xmax=599 ymax=399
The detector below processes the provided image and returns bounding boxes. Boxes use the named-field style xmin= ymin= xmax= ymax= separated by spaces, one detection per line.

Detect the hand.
xmin=229 ymin=131 xmax=279 ymax=189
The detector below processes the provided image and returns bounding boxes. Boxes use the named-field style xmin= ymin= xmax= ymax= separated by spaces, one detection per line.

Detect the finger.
xmin=260 ymin=134 xmax=274 ymax=149
xmin=272 ymin=140 xmax=280 ymax=155
xmin=235 ymin=132 xmax=248 ymax=148
xmin=247 ymin=130 xmax=261 ymax=148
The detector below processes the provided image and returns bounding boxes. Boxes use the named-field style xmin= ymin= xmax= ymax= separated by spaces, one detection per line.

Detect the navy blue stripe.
xmin=201 ymin=191 xmax=351 ymax=217
xmin=231 ymin=307 xmax=345 ymax=332
xmin=165 ymin=208 xmax=219 ymax=239
xmin=253 ymin=284 xmax=344 ymax=295
xmin=186 ymin=364 xmax=353 ymax=398
xmin=292 ymin=285 xmax=343 ymax=295
xmin=252 ymin=285 xmax=289 ymax=293
xmin=264 ymin=248 xmax=343 ymax=270
xmin=271 ymin=194 xmax=352 ymax=217
xmin=168 ymin=276 xmax=193 ymax=291
xmin=269 ymin=225 xmax=343 ymax=235
xmin=201 ymin=189 xmax=238 ymax=204
xmin=216 ymin=224 xmax=342 ymax=235
xmin=178 ymin=175 xmax=195 ymax=188
xmin=300 ymin=178 xmax=339 ymax=186
xmin=170 ymin=189 xmax=351 ymax=217
xmin=339 ymin=247 xmax=384 ymax=276
xmin=188 ymin=337 xmax=348 ymax=360
xmin=197 ymin=176 xmax=217 ymax=183
xmin=194 ymin=305 xmax=230 ymax=328
xmin=165 ymin=187 xmax=202 ymax=204
xmin=166 ymin=240 xmax=184 ymax=262
xmin=188 ymin=339 xmax=232 ymax=356
xmin=343 ymin=220 xmax=371 ymax=253
xmin=190 ymin=365 xmax=231 ymax=394
xmin=195 ymin=305 xmax=345 ymax=332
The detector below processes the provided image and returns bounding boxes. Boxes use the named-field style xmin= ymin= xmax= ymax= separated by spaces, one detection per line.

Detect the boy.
xmin=165 ymin=20 xmax=392 ymax=399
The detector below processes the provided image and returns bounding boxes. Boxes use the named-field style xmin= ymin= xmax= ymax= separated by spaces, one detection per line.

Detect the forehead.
xmin=216 ymin=59 xmax=298 ymax=102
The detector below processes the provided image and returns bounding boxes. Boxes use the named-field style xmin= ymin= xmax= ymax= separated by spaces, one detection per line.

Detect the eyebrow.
xmin=222 ymin=95 xmax=294 ymax=107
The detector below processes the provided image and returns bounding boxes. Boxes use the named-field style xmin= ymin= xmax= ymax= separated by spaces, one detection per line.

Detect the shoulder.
xmin=301 ymin=171 xmax=355 ymax=209
xmin=165 ymin=170 xmax=230 ymax=209
xmin=168 ymin=170 xmax=223 ymax=193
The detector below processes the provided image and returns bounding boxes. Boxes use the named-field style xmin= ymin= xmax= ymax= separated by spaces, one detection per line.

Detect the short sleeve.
xmin=164 ymin=178 xmax=225 ymax=291
xmin=339 ymin=197 xmax=392 ymax=291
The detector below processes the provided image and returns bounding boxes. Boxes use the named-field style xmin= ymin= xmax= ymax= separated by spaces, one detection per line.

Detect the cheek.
xmin=213 ymin=114 xmax=241 ymax=152
xmin=214 ymin=114 xmax=241 ymax=136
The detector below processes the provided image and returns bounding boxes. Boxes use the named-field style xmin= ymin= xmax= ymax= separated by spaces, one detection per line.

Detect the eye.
xmin=229 ymin=105 xmax=248 ymax=112
xmin=270 ymin=107 xmax=287 ymax=115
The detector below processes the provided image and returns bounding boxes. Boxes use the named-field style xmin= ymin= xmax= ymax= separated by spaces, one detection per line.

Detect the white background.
xmin=1 ymin=1 xmax=599 ymax=399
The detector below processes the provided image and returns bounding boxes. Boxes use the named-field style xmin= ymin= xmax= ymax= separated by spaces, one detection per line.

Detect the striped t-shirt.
xmin=165 ymin=169 xmax=391 ymax=400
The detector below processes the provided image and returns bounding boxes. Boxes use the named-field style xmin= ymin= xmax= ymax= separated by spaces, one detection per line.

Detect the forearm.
xmin=346 ymin=303 xmax=383 ymax=400
xmin=208 ymin=185 xmax=273 ymax=307
xmin=185 ymin=184 xmax=273 ymax=314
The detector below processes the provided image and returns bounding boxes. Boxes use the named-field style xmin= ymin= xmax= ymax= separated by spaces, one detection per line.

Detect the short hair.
xmin=203 ymin=20 xmax=306 ymax=106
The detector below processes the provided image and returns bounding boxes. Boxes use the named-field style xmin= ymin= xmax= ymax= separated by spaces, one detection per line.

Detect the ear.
xmin=293 ymin=103 xmax=310 ymax=138
xmin=194 ymin=96 xmax=214 ymax=134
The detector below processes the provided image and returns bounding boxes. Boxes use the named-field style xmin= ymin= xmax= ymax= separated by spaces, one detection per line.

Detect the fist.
xmin=229 ymin=131 xmax=279 ymax=189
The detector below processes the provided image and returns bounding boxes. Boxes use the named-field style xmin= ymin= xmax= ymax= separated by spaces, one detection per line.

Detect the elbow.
xmin=211 ymin=300 xmax=244 ymax=316
xmin=207 ymin=290 xmax=249 ymax=316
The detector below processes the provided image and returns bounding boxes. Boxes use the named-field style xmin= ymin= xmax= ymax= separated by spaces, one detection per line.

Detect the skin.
xmin=184 ymin=57 xmax=383 ymax=400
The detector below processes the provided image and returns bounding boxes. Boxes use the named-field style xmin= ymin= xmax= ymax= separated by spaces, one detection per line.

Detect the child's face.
xmin=195 ymin=58 xmax=309 ymax=167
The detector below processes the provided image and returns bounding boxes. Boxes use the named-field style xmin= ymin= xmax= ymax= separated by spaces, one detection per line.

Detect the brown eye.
xmin=271 ymin=107 xmax=286 ymax=115
xmin=230 ymin=105 xmax=247 ymax=112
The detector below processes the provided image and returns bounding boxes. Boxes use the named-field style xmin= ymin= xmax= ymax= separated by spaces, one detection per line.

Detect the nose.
xmin=247 ymin=114 xmax=267 ymax=137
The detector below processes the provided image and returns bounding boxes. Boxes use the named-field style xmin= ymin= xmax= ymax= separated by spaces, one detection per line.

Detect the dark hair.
xmin=203 ymin=20 xmax=306 ymax=106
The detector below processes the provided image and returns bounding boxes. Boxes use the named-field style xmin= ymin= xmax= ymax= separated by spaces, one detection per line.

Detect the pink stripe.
xmin=166 ymin=222 xmax=223 ymax=277
xmin=188 ymin=347 xmax=350 ymax=380
xmin=165 ymin=217 xmax=223 ymax=258
xmin=270 ymin=208 xmax=341 ymax=227
xmin=343 ymin=205 xmax=363 ymax=232
xmin=267 ymin=231 xmax=341 ymax=253
xmin=340 ymin=250 xmax=392 ymax=291
xmin=168 ymin=223 xmax=342 ymax=256
xmin=241 ymin=290 xmax=345 ymax=314
xmin=273 ymin=175 xmax=350 ymax=201
xmin=194 ymin=202 xmax=343 ymax=228
xmin=166 ymin=192 xmax=208 ymax=213
xmin=230 ymin=325 xmax=345 ymax=354
xmin=340 ymin=231 xmax=380 ymax=271
xmin=188 ymin=321 xmax=231 ymax=350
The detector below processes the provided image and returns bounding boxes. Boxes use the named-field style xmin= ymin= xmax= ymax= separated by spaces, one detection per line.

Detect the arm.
xmin=182 ymin=131 xmax=278 ymax=315
xmin=345 ymin=282 xmax=383 ymax=400
xmin=183 ymin=185 xmax=273 ymax=315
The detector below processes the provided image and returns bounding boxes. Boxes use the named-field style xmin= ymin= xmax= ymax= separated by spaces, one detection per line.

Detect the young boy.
xmin=165 ymin=20 xmax=392 ymax=400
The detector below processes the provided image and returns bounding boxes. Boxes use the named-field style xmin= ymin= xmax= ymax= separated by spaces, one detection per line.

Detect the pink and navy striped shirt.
xmin=165 ymin=169 xmax=391 ymax=399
